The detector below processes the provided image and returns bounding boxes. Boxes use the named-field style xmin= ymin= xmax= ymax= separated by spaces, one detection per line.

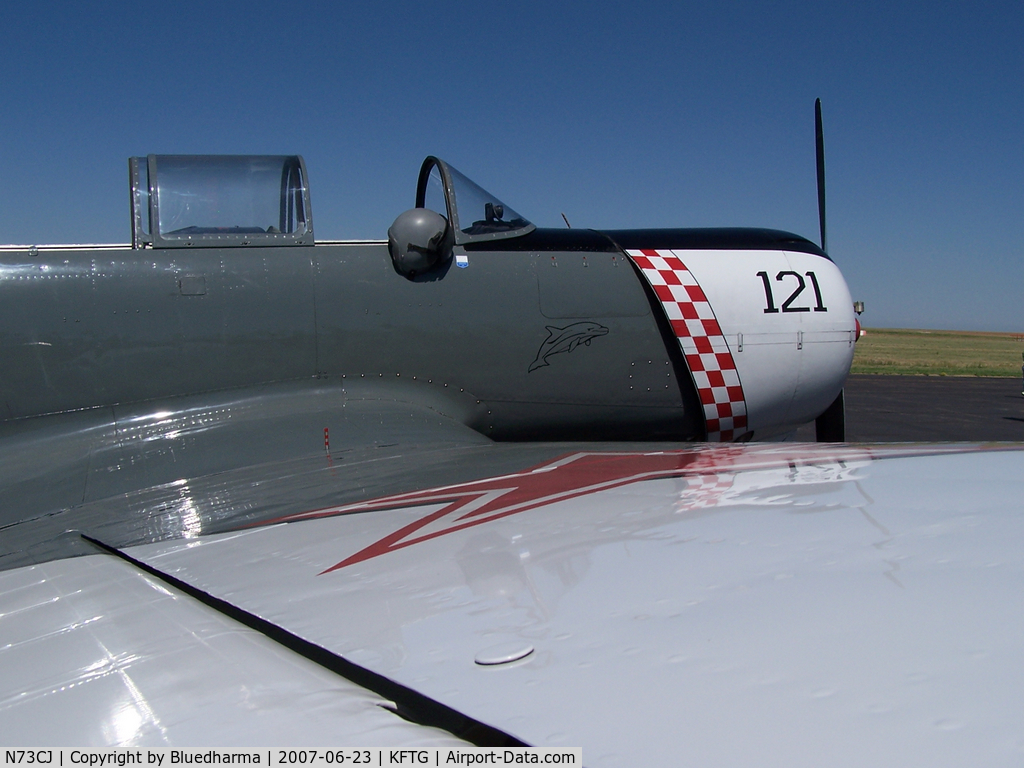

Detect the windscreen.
xmin=446 ymin=163 xmax=530 ymax=236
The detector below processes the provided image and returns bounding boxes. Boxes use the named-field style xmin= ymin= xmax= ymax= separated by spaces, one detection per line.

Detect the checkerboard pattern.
xmin=627 ymin=249 xmax=748 ymax=442
xmin=675 ymin=472 xmax=736 ymax=511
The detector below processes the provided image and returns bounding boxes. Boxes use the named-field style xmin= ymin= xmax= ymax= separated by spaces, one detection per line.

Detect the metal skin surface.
xmin=0 ymin=239 xmax=851 ymax=434
xmin=93 ymin=444 xmax=1024 ymax=764
xmin=0 ymin=552 xmax=467 ymax=748
xmin=0 ymin=246 xmax=316 ymax=418
xmin=0 ymin=241 xmax=691 ymax=437
xmin=3 ymin=441 xmax=1024 ymax=758
xmin=675 ymin=248 xmax=855 ymax=432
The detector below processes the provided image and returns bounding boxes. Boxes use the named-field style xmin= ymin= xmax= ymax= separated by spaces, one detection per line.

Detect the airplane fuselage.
xmin=0 ymin=227 xmax=852 ymax=442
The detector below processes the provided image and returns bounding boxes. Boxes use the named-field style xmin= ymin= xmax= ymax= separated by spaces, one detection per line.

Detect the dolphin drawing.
xmin=528 ymin=321 xmax=610 ymax=372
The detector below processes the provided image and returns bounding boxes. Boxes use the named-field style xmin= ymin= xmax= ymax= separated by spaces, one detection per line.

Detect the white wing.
xmin=5 ymin=443 xmax=1021 ymax=765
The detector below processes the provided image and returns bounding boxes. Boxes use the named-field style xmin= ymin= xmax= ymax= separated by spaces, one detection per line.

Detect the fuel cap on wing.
xmin=474 ymin=642 xmax=535 ymax=666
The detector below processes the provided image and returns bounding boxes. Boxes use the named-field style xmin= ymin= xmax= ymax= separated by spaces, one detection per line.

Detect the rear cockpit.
xmin=129 ymin=155 xmax=313 ymax=248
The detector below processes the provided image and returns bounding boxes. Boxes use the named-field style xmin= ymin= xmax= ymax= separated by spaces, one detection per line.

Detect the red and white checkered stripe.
xmin=627 ymin=249 xmax=748 ymax=442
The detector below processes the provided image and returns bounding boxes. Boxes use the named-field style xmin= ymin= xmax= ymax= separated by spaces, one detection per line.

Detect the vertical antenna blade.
xmin=815 ymin=98 xmax=828 ymax=255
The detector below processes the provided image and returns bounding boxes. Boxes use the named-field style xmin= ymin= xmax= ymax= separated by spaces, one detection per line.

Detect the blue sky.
xmin=2 ymin=0 xmax=1021 ymax=331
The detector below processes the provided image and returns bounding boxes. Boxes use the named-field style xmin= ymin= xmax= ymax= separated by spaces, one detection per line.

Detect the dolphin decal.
xmin=528 ymin=321 xmax=609 ymax=372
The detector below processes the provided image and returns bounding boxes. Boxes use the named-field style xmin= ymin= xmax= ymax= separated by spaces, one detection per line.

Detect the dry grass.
xmin=851 ymin=328 xmax=1024 ymax=377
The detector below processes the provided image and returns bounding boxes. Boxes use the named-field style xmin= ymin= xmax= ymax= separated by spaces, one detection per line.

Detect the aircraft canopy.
xmin=416 ymin=157 xmax=534 ymax=245
xmin=130 ymin=155 xmax=313 ymax=248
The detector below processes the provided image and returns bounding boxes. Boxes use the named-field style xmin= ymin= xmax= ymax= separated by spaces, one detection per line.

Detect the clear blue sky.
xmin=2 ymin=0 xmax=1021 ymax=331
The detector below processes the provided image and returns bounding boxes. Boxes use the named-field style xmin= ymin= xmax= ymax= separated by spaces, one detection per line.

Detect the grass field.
xmin=851 ymin=328 xmax=1024 ymax=377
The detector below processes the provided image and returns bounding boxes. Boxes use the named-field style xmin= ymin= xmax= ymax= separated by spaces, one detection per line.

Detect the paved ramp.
xmin=798 ymin=375 xmax=1024 ymax=441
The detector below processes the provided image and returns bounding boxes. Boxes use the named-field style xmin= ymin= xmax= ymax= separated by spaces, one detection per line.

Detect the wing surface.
xmin=92 ymin=443 xmax=1024 ymax=766
xmin=0 ymin=380 xmax=549 ymax=570
xmin=0 ymin=553 xmax=468 ymax=748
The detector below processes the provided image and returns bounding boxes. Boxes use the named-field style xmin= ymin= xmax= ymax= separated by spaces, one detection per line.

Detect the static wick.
xmin=561 ymin=212 xmax=571 ymax=228
xmin=324 ymin=427 xmax=334 ymax=467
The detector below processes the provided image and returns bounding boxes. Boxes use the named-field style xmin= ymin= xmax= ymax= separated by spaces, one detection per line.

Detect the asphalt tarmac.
xmin=794 ymin=374 xmax=1024 ymax=442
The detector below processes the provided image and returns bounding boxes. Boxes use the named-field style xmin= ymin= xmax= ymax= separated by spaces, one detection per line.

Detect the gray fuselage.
xmin=0 ymin=240 xmax=695 ymax=441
